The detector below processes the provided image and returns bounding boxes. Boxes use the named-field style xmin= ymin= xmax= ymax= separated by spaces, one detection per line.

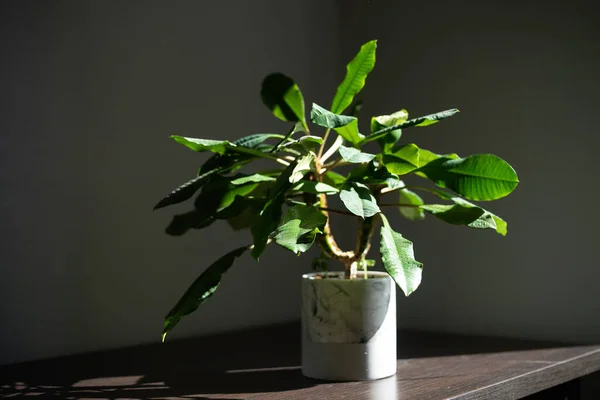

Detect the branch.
xmin=318 ymin=206 xmax=356 ymax=217
xmin=379 ymin=203 xmax=420 ymax=208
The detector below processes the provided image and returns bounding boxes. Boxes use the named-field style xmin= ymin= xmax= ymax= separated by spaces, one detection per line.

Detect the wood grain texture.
xmin=0 ymin=323 xmax=598 ymax=399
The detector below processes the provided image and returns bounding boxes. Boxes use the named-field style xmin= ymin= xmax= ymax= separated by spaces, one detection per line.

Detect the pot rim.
xmin=302 ymin=271 xmax=390 ymax=280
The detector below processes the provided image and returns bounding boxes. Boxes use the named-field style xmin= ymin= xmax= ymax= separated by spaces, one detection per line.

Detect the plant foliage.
xmin=154 ymin=40 xmax=519 ymax=338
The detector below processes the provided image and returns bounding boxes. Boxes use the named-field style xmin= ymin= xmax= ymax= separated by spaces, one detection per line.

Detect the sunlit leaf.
xmin=379 ymin=214 xmax=423 ymax=296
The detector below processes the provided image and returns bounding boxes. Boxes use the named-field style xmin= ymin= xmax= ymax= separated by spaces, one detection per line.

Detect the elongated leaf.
xmin=230 ymin=174 xmax=276 ymax=185
xmin=273 ymin=205 xmax=327 ymax=254
xmin=162 ymin=246 xmax=248 ymax=341
xmin=289 ymin=153 xmax=314 ymax=184
xmin=339 ymin=145 xmax=376 ymax=163
xmin=251 ymin=159 xmax=300 ymax=259
xmin=171 ymin=135 xmax=284 ymax=161
xmin=362 ymin=108 xmax=460 ymax=144
xmin=372 ymin=109 xmax=408 ymax=152
xmin=291 ymin=180 xmax=339 ymax=195
xmin=333 ymin=119 xmax=364 ymax=146
xmin=399 ymin=189 xmax=425 ymax=221
xmin=310 ymin=103 xmax=356 ymax=129
xmin=279 ymin=135 xmax=323 ymax=152
xmin=371 ymin=109 xmax=409 ymax=132
xmin=418 ymin=154 xmax=519 ymax=201
xmin=323 ymin=170 xmax=347 ymax=187
xmin=347 ymin=163 xmax=402 ymax=189
xmin=331 ymin=40 xmax=377 ymax=114
xmin=339 ymin=181 xmax=380 ymax=219
xmin=383 ymin=143 xmax=458 ymax=175
xmin=261 ymin=73 xmax=306 ymax=126
xmin=420 ymin=204 xmax=488 ymax=225
xmin=379 ymin=214 xmax=423 ymax=296
xmin=154 ymin=168 xmax=224 ymax=210
xmin=416 ymin=187 xmax=507 ymax=235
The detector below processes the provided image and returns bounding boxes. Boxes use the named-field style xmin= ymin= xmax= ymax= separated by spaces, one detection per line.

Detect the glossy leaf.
xmin=154 ymin=166 xmax=231 ymax=210
xmin=372 ymin=109 xmax=408 ymax=152
xmin=347 ymin=163 xmax=402 ymax=190
xmin=323 ymin=170 xmax=347 ymax=187
xmin=420 ymin=204 xmax=488 ymax=226
xmin=371 ymin=109 xmax=409 ymax=132
xmin=279 ymin=135 xmax=323 ymax=152
xmin=399 ymin=189 xmax=425 ymax=221
xmin=333 ymin=119 xmax=364 ymax=146
xmin=339 ymin=145 xmax=376 ymax=164
xmin=362 ymin=108 xmax=460 ymax=144
xmin=339 ymin=181 xmax=380 ymax=219
xmin=291 ymin=180 xmax=339 ymax=195
xmin=383 ymin=143 xmax=458 ymax=175
xmin=331 ymin=40 xmax=377 ymax=114
xmin=289 ymin=153 xmax=314 ymax=184
xmin=418 ymin=154 xmax=519 ymax=201
xmin=162 ymin=246 xmax=248 ymax=341
xmin=273 ymin=205 xmax=327 ymax=254
xmin=251 ymin=159 xmax=300 ymax=259
xmin=310 ymin=103 xmax=356 ymax=129
xmin=418 ymin=187 xmax=507 ymax=235
xmin=379 ymin=214 xmax=423 ymax=296
xmin=261 ymin=73 xmax=306 ymax=126
xmin=230 ymin=174 xmax=276 ymax=185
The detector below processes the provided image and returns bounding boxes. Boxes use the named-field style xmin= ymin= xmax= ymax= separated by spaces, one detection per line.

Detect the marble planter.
xmin=301 ymin=271 xmax=397 ymax=381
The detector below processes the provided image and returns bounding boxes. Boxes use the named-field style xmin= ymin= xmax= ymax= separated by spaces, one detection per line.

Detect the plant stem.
xmin=317 ymin=128 xmax=331 ymax=159
xmin=318 ymin=207 xmax=356 ymax=217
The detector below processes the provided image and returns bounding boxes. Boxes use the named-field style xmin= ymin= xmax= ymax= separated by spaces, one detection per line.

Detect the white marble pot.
xmin=301 ymin=271 xmax=397 ymax=381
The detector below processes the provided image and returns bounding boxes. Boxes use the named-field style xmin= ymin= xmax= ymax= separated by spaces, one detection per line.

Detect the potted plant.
xmin=154 ymin=40 xmax=519 ymax=381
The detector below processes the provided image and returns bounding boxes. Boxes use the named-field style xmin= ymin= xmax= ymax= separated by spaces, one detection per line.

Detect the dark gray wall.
xmin=0 ymin=0 xmax=341 ymax=365
xmin=340 ymin=0 xmax=600 ymax=343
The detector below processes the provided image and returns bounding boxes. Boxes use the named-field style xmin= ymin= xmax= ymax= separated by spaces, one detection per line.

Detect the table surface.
xmin=1 ymin=323 xmax=599 ymax=400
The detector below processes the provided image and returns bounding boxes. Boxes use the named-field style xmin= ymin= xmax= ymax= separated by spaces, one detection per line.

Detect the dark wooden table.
xmin=1 ymin=323 xmax=599 ymax=399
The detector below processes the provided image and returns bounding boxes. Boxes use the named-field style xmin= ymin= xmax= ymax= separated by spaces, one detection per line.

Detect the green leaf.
xmin=323 ymin=170 xmax=347 ymax=187
xmin=289 ymin=153 xmax=314 ymax=184
xmin=371 ymin=109 xmax=409 ymax=132
xmin=399 ymin=189 xmax=425 ymax=221
xmin=420 ymin=204 xmax=487 ymax=225
xmin=251 ymin=158 xmax=301 ymax=259
xmin=418 ymin=154 xmax=519 ymax=201
xmin=339 ymin=181 xmax=380 ymax=219
xmin=331 ymin=40 xmax=377 ymax=114
xmin=261 ymin=73 xmax=306 ymax=127
xmin=279 ymin=135 xmax=323 ymax=152
xmin=162 ymin=246 xmax=248 ymax=341
xmin=225 ymin=198 xmax=265 ymax=231
xmin=230 ymin=174 xmax=276 ymax=185
xmin=383 ymin=143 xmax=458 ymax=175
xmin=155 ymin=133 xmax=283 ymax=210
xmin=154 ymin=167 xmax=227 ymax=210
xmin=333 ymin=119 xmax=364 ymax=146
xmin=310 ymin=103 xmax=356 ymax=129
xmin=273 ymin=205 xmax=327 ymax=254
xmin=347 ymin=163 xmax=402 ymax=190
xmin=172 ymin=133 xmax=284 ymax=154
xmin=362 ymin=108 xmax=460 ymax=144
xmin=417 ymin=188 xmax=507 ymax=235
xmin=291 ymin=180 xmax=339 ymax=195
xmin=372 ymin=109 xmax=408 ymax=152
xmin=339 ymin=145 xmax=376 ymax=163
xmin=379 ymin=214 xmax=423 ymax=296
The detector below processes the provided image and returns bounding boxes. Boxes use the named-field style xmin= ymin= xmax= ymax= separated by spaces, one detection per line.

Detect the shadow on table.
xmin=0 ymin=322 xmax=572 ymax=399
xmin=0 ymin=367 xmax=310 ymax=399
